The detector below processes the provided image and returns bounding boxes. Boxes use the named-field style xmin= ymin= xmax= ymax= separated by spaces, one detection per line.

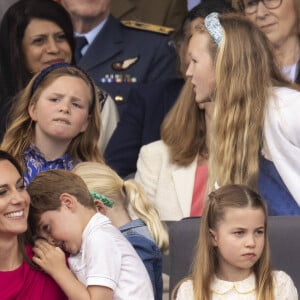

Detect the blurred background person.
xmin=234 ymin=0 xmax=300 ymax=83
xmin=60 ymin=0 xmax=178 ymax=117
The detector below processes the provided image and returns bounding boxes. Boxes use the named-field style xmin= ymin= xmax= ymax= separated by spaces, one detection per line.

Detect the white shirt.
xmin=68 ymin=213 xmax=154 ymax=300
xmin=176 ymin=271 xmax=298 ymax=299
xmin=263 ymin=87 xmax=300 ymax=205
xmin=75 ymin=18 xmax=108 ymax=56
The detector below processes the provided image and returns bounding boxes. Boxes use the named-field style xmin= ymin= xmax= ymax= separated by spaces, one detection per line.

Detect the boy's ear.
xmin=94 ymin=200 xmax=107 ymax=215
xmin=60 ymin=193 xmax=77 ymax=211
xmin=209 ymin=228 xmax=218 ymax=246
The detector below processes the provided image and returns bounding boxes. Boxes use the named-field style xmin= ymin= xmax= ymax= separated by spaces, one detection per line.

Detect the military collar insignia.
xmin=112 ymin=56 xmax=139 ymax=71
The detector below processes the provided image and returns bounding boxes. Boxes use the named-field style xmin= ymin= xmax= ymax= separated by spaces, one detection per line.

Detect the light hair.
xmin=1 ymin=66 xmax=104 ymax=168
xmin=27 ymin=169 xmax=95 ymax=235
xmin=161 ymin=77 xmax=208 ymax=166
xmin=207 ymin=13 xmax=295 ymax=192
xmin=172 ymin=184 xmax=274 ymax=300
xmin=73 ymin=162 xmax=169 ymax=253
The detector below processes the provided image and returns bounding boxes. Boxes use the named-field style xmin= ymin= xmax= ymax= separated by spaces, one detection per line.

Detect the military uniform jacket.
xmin=77 ymin=15 xmax=178 ymax=116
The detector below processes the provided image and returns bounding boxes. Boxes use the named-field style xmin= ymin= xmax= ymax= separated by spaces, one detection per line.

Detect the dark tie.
xmin=74 ymin=36 xmax=88 ymax=63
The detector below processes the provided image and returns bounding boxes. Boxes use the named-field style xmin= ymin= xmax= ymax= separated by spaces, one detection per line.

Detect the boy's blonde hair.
xmin=1 ymin=65 xmax=104 ymax=169
xmin=73 ymin=162 xmax=169 ymax=253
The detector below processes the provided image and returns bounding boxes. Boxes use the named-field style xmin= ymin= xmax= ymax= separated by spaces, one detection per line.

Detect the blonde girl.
xmin=173 ymin=184 xmax=298 ymax=300
xmin=72 ymin=161 xmax=168 ymax=299
xmin=186 ymin=12 xmax=300 ymax=214
xmin=1 ymin=63 xmax=103 ymax=185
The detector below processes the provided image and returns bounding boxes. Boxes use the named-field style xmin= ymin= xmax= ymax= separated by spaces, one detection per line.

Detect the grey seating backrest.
xmin=168 ymin=216 xmax=300 ymax=295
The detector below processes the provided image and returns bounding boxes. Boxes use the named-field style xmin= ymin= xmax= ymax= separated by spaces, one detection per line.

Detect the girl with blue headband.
xmin=1 ymin=63 xmax=104 ymax=185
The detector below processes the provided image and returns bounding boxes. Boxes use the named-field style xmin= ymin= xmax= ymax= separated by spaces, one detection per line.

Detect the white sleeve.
xmin=273 ymin=270 xmax=298 ymax=300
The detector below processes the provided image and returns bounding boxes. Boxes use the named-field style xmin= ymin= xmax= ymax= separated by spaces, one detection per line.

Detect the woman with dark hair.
xmin=0 ymin=149 xmax=67 ymax=299
xmin=0 ymin=0 xmax=74 ymax=139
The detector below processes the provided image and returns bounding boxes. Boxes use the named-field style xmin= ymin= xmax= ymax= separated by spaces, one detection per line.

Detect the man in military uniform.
xmin=61 ymin=0 xmax=178 ymax=116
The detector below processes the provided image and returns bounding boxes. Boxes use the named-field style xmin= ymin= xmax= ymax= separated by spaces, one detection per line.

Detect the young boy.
xmin=28 ymin=169 xmax=154 ymax=300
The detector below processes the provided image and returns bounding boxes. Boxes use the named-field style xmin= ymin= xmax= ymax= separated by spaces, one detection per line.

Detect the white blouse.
xmin=176 ymin=271 xmax=298 ymax=300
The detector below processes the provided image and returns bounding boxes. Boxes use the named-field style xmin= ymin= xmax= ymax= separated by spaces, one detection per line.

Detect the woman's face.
xmin=22 ymin=18 xmax=72 ymax=74
xmin=179 ymin=17 xmax=203 ymax=77
xmin=243 ymin=0 xmax=298 ymax=49
xmin=0 ymin=160 xmax=30 ymax=237
xmin=186 ymin=32 xmax=215 ymax=110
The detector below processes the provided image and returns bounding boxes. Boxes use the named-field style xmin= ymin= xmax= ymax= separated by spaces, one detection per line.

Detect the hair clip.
xmin=89 ymin=190 xmax=114 ymax=208
xmin=204 ymin=12 xmax=223 ymax=46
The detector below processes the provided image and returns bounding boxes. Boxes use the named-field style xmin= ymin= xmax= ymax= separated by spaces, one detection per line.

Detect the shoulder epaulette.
xmin=121 ymin=20 xmax=174 ymax=35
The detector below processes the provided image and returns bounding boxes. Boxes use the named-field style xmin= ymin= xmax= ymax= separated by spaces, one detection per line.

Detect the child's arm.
xmin=32 ymin=239 xmax=113 ymax=300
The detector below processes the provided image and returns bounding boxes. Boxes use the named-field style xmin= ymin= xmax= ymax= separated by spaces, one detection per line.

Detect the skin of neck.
xmin=0 ymin=237 xmax=23 ymax=271
xmin=32 ymin=133 xmax=71 ymax=161
xmin=274 ymin=35 xmax=300 ymax=67
xmin=71 ymin=12 xmax=110 ymax=34
xmin=106 ymin=204 xmax=131 ymax=228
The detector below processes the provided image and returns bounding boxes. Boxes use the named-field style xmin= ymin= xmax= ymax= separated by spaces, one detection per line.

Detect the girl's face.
xmin=29 ymin=76 xmax=91 ymax=146
xmin=210 ymin=207 xmax=265 ymax=281
xmin=22 ymin=18 xmax=72 ymax=74
xmin=244 ymin=0 xmax=298 ymax=49
xmin=186 ymin=32 xmax=216 ymax=111
xmin=0 ymin=160 xmax=30 ymax=237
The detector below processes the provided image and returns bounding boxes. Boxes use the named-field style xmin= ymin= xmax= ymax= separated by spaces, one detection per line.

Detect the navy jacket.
xmin=105 ymin=78 xmax=184 ymax=178
xmin=77 ymin=15 xmax=178 ymax=116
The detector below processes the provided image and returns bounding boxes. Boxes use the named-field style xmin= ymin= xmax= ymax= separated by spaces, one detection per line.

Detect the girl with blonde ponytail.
xmin=72 ymin=161 xmax=168 ymax=300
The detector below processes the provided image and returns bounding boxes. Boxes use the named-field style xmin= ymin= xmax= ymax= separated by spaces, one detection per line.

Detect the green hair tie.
xmin=89 ymin=190 xmax=114 ymax=208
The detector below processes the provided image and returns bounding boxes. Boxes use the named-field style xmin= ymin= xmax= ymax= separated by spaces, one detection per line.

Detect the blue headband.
xmin=30 ymin=63 xmax=96 ymax=113
xmin=204 ymin=12 xmax=223 ymax=46
xmin=31 ymin=63 xmax=71 ymax=96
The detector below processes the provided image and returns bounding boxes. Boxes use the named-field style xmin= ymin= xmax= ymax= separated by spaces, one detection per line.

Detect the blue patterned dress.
xmin=24 ymin=146 xmax=77 ymax=186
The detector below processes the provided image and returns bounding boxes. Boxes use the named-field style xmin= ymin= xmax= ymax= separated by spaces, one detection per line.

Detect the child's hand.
xmin=32 ymin=239 xmax=67 ymax=277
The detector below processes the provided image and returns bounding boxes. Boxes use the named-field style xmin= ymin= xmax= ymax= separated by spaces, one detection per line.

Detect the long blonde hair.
xmin=1 ymin=66 xmax=104 ymax=168
xmin=72 ymin=162 xmax=169 ymax=253
xmin=207 ymin=13 xmax=293 ymax=192
xmin=173 ymin=184 xmax=274 ymax=300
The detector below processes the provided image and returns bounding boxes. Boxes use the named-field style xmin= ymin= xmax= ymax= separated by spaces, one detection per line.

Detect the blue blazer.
xmin=77 ymin=15 xmax=178 ymax=116
xmin=105 ymin=78 xmax=184 ymax=177
xmin=258 ymin=155 xmax=300 ymax=215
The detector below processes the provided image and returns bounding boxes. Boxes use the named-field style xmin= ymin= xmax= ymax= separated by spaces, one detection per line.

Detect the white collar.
xmin=211 ymin=273 xmax=256 ymax=294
